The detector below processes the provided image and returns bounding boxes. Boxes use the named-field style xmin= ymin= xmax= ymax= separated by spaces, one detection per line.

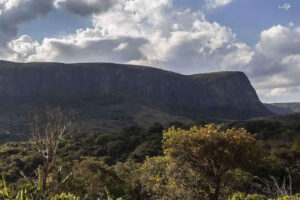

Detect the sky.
xmin=0 ymin=0 xmax=299 ymax=103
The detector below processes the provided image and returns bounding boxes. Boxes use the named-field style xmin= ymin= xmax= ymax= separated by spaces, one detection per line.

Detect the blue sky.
xmin=0 ymin=0 xmax=300 ymax=103
xmin=206 ymin=0 xmax=300 ymax=45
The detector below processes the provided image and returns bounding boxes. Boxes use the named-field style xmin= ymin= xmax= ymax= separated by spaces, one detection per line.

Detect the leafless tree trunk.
xmin=29 ymin=106 xmax=75 ymax=199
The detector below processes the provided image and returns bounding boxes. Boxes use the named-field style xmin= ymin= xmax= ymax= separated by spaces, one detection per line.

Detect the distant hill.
xmin=0 ymin=61 xmax=272 ymax=140
xmin=272 ymin=103 xmax=300 ymax=113
xmin=227 ymin=113 xmax=300 ymax=140
xmin=265 ymin=103 xmax=300 ymax=115
xmin=251 ymin=113 xmax=300 ymax=124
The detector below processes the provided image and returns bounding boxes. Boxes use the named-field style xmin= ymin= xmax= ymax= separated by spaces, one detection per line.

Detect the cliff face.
xmin=0 ymin=61 xmax=271 ymax=119
xmin=0 ymin=61 xmax=272 ymax=138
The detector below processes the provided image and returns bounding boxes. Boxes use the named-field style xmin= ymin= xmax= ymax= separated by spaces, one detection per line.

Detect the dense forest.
xmin=1 ymin=108 xmax=300 ymax=200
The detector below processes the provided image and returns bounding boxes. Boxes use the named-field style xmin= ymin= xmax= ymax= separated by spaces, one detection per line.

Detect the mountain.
xmin=264 ymin=104 xmax=294 ymax=115
xmin=272 ymin=103 xmax=300 ymax=113
xmin=265 ymin=103 xmax=300 ymax=115
xmin=0 ymin=61 xmax=271 ymax=139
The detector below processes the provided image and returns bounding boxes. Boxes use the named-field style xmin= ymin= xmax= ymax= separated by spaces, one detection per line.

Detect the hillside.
xmin=0 ymin=61 xmax=272 ymax=140
xmin=264 ymin=104 xmax=294 ymax=115
xmin=272 ymin=102 xmax=300 ymax=113
xmin=265 ymin=103 xmax=300 ymax=115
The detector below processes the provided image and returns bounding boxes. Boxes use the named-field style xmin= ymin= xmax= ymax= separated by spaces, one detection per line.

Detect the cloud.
xmin=4 ymin=35 xmax=39 ymax=61
xmin=113 ymin=42 xmax=128 ymax=51
xmin=205 ymin=0 xmax=233 ymax=9
xmin=4 ymin=0 xmax=250 ymax=74
xmin=248 ymin=25 xmax=300 ymax=101
xmin=29 ymin=36 xmax=147 ymax=64
xmin=279 ymin=3 xmax=291 ymax=11
xmin=56 ymin=0 xmax=117 ymax=17
xmin=256 ymin=25 xmax=300 ymax=58
xmin=0 ymin=0 xmax=116 ymax=49
xmin=0 ymin=0 xmax=53 ymax=46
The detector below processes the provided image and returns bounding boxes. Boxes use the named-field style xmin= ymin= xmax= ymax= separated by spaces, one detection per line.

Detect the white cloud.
xmin=220 ymin=43 xmax=254 ymax=69
xmin=259 ymin=86 xmax=300 ymax=98
xmin=279 ymin=3 xmax=291 ymax=11
xmin=5 ymin=0 xmax=249 ymax=75
xmin=205 ymin=0 xmax=233 ymax=9
xmin=267 ymin=88 xmax=291 ymax=97
xmin=249 ymin=25 xmax=300 ymax=101
xmin=53 ymin=0 xmax=66 ymax=8
xmin=113 ymin=42 xmax=128 ymax=51
xmin=5 ymin=35 xmax=39 ymax=61
xmin=256 ymin=25 xmax=300 ymax=58
xmin=0 ymin=0 xmax=24 ymax=10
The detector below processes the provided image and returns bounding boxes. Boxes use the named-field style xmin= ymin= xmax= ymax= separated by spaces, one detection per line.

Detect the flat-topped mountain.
xmin=0 ymin=61 xmax=272 ymax=139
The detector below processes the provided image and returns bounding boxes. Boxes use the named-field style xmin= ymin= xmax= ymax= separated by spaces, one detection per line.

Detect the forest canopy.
xmin=0 ymin=109 xmax=300 ymax=199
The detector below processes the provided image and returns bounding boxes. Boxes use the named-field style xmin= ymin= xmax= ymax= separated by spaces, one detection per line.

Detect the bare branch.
xmin=28 ymin=106 xmax=76 ymax=198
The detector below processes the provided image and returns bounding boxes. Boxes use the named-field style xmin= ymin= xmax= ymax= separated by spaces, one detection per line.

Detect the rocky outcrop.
xmin=0 ymin=61 xmax=271 ymax=121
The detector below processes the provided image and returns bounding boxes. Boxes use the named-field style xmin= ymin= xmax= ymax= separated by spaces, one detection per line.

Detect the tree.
xmin=163 ymin=124 xmax=263 ymax=200
xmin=114 ymin=161 xmax=148 ymax=200
xmin=29 ymin=106 xmax=75 ymax=199
xmin=140 ymin=155 xmax=208 ymax=199
xmin=70 ymin=158 xmax=124 ymax=199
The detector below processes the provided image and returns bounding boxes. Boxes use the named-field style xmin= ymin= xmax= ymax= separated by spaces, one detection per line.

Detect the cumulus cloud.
xmin=4 ymin=0 xmax=252 ymax=75
xmin=4 ymin=35 xmax=39 ymax=61
xmin=279 ymin=3 xmax=291 ymax=11
xmin=56 ymin=0 xmax=117 ymax=17
xmin=248 ymin=25 xmax=300 ymax=100
xmin=0 ymin=0 xmax=53 ymax=46
xmin=256 ymin=25 xmax=300 ymax=58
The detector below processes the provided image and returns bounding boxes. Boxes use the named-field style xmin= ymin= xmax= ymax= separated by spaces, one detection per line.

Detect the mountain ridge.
xmin=265 ymin=102 xmax=300 ymax=115
xmin=0 ymin=61 xmax=272 ymax=138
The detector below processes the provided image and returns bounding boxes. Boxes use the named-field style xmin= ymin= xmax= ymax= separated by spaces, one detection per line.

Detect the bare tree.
xmin=255 ymin=175 xmax=293 ymax=198
xmin=29 ymin=106 xmax=76 ymax=198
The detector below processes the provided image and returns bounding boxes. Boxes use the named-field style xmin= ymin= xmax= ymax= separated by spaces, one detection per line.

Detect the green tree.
xmin=69 ymin=158 xmax=124 ymax=199
xmin=163 ymin=124 xmax=263 ymax=200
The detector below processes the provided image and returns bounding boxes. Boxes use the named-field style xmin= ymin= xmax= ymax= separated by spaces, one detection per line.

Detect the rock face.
xmin=0 ymin=61 xmax=271 ymax=121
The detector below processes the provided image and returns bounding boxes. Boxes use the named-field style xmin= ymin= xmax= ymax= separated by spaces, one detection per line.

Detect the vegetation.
xmin=162 ymin=125 xmax=263 ymax=200
xmin=0 ymin=108 xmax=300 ymax=199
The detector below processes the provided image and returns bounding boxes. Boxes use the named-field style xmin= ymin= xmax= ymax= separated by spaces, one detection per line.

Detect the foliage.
xmin=67 ymin=158 xmax=125 ymax=199
xmin=1 ymin=117 xmax=300 ymax=200
xmin=228 ymin=120 xmax=300 ymax=140
xmin=163 ymin=124 xmax=263 ymax=200
xmin=0 ymin=173 xmax=79 ymax=200
xmin=140 ymin=156 xmax=206 ymax=199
